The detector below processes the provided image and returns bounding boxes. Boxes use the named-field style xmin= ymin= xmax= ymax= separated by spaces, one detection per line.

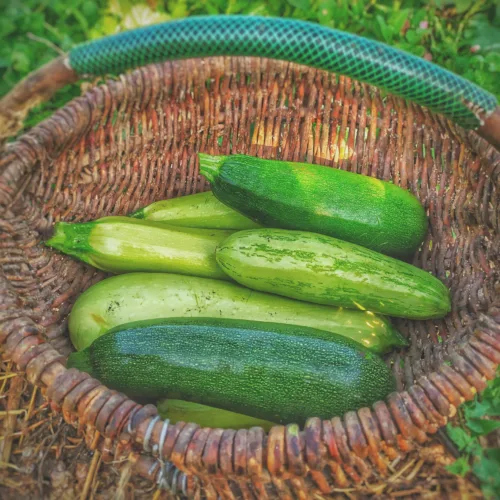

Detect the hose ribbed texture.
xmin=69 ymin=15 xmax=497 ymax=130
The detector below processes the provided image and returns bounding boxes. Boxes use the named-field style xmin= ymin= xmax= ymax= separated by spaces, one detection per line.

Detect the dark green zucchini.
xmin=199 ymin=153 xmax=428 ymax=258
xmin=67 ymin=318 xmax=396 ymax=424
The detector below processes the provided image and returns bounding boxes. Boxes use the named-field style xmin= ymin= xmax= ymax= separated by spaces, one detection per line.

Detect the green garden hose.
xmin=69 ymin=15 xmax=497 ymax=130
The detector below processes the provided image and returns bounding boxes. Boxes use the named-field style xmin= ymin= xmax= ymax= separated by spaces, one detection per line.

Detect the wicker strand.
xmin=1 ymin=56 xmax=500 ymax=496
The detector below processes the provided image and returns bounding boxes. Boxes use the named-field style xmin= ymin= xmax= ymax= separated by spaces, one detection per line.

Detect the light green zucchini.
xmin=68 ymin=272 xmax=406 ymax=352
xmin=216 ymin=229 xmax=451 ymax=319
xmin=129 ymin=191 xmax=261 ymax=229
xmin=45 ymin=216 xmax=231 ymax=280
xmin=157 ymin=399 xmax=275 ymax=431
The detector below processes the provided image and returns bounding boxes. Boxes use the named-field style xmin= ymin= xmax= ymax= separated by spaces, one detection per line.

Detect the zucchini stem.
xmin=67 ymin=349 xmax=94 ymax=374
xmin=128 ymin=207 xmax=145 ymax=219
xmin=198 ymin=153 xmax=226 ymax=183
xmin=45 ymin=221 xmax=94 ymax=260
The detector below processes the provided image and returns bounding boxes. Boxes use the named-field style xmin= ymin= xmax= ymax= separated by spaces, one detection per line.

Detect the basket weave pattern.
xmin=1 ymin=57 xmax=499 ymax=497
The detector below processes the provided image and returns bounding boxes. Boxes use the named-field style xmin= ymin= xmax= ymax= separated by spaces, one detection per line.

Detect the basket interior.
xmin=1 ymin=56 xmax=499 ymax=397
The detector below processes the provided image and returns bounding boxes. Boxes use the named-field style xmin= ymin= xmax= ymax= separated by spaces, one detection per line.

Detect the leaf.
xmin=466 ymin=419 xmax=500 ymax=436
xmin=455 ymin=0 xmax=475 ymax=14
xmin=376 ymin=15 xmax=394 ymax=44
xmin=406 ymin=29 xmax=424 ymax=45
xmin=244 ymin=3 xmax=271 ymax=16
xmin=11 ymin=51 xmax=31 ymax=73
xmin=390 ymin=9 xmax=410 ymax=35
xmin=82 ymin=1 xmax=98 ymax=19
xmin=119 ymin=4 xmax=170 ymax=31
xmin=471 ymin=24 xmax=500 ymax=52
xmin=317 ymin=1 xmax=333 ymax=25
xmin=89 ymin=0 xmax=169 ymax=38
xmin=485 ymin=449 xmax=500 ymax=462
xmin=0 ymin=17 xmax=16 ymax=37
xmin=433 ymin=0 xmax=474 ymax=12
xmin=167 ymin=0 xmax=188 ymax=18
xmin=446 ymin=424 xmax=473 ymax=451
xmin=286 ymin=0 xmax=310 ymax=11
xmin=465 ymin=377 xmax=500 ymax=419
xmin=465 ymin=400 xmax=492 ymax=420
xmin=468 ymin=439 xmax=485 ymax=457
xmin=446 ymin=456 xmax=471 ymax=477
xmin=69 ymin=7 xmax=90 ymax=35
xmin=412 ymin=9 xmax=428 ymax=26
xmin=473 ymin=455 xmax=500 ymax=499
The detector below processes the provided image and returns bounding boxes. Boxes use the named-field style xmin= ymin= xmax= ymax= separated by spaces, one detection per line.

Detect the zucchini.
xmin=216 ymin=229 xmax=451 ymax=319
xmin=199 ymin=153 xmax=427 ymax=258
xmin=45 ymin=216 xmax=231 ymax=280
xmin=68 ymin=272 xmax=406 ymax=352
xmin=157 ymin=399 xmax=275 ymax=431
xmin=129 ymin=191 xmax=261 ymax=229
xmin=67 ymin=318 xmax=396 ymax=424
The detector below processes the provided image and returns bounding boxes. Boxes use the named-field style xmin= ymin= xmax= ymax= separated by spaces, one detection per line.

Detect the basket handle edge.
xmin=0 ymin=56 xmax=78 ymax=146
xmin=477 ymin=109 xmax=500 ymax=149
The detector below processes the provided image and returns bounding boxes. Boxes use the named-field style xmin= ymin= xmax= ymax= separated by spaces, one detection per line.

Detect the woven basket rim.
xmin=1 ymin=55 xmax=499 ymax=496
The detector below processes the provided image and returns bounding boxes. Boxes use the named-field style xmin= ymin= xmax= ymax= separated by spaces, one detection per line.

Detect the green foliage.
xmin=447 ymin=372 xmax=500 ymax=499
xmin=0 ymin=0 xmax=107 ymax=128
xmin=89 ymin=0 xmax=169 ymax=38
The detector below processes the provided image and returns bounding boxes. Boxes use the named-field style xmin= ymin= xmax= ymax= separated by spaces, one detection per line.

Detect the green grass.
xmin=447 ymin=372 xmax=500 ymax=499
xmin=1 ymin=0 xmax=499 ymax=495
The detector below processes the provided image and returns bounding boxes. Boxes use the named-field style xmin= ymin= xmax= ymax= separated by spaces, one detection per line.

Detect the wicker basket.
xmin=1 ymin=20 xmax=500 ymax=499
